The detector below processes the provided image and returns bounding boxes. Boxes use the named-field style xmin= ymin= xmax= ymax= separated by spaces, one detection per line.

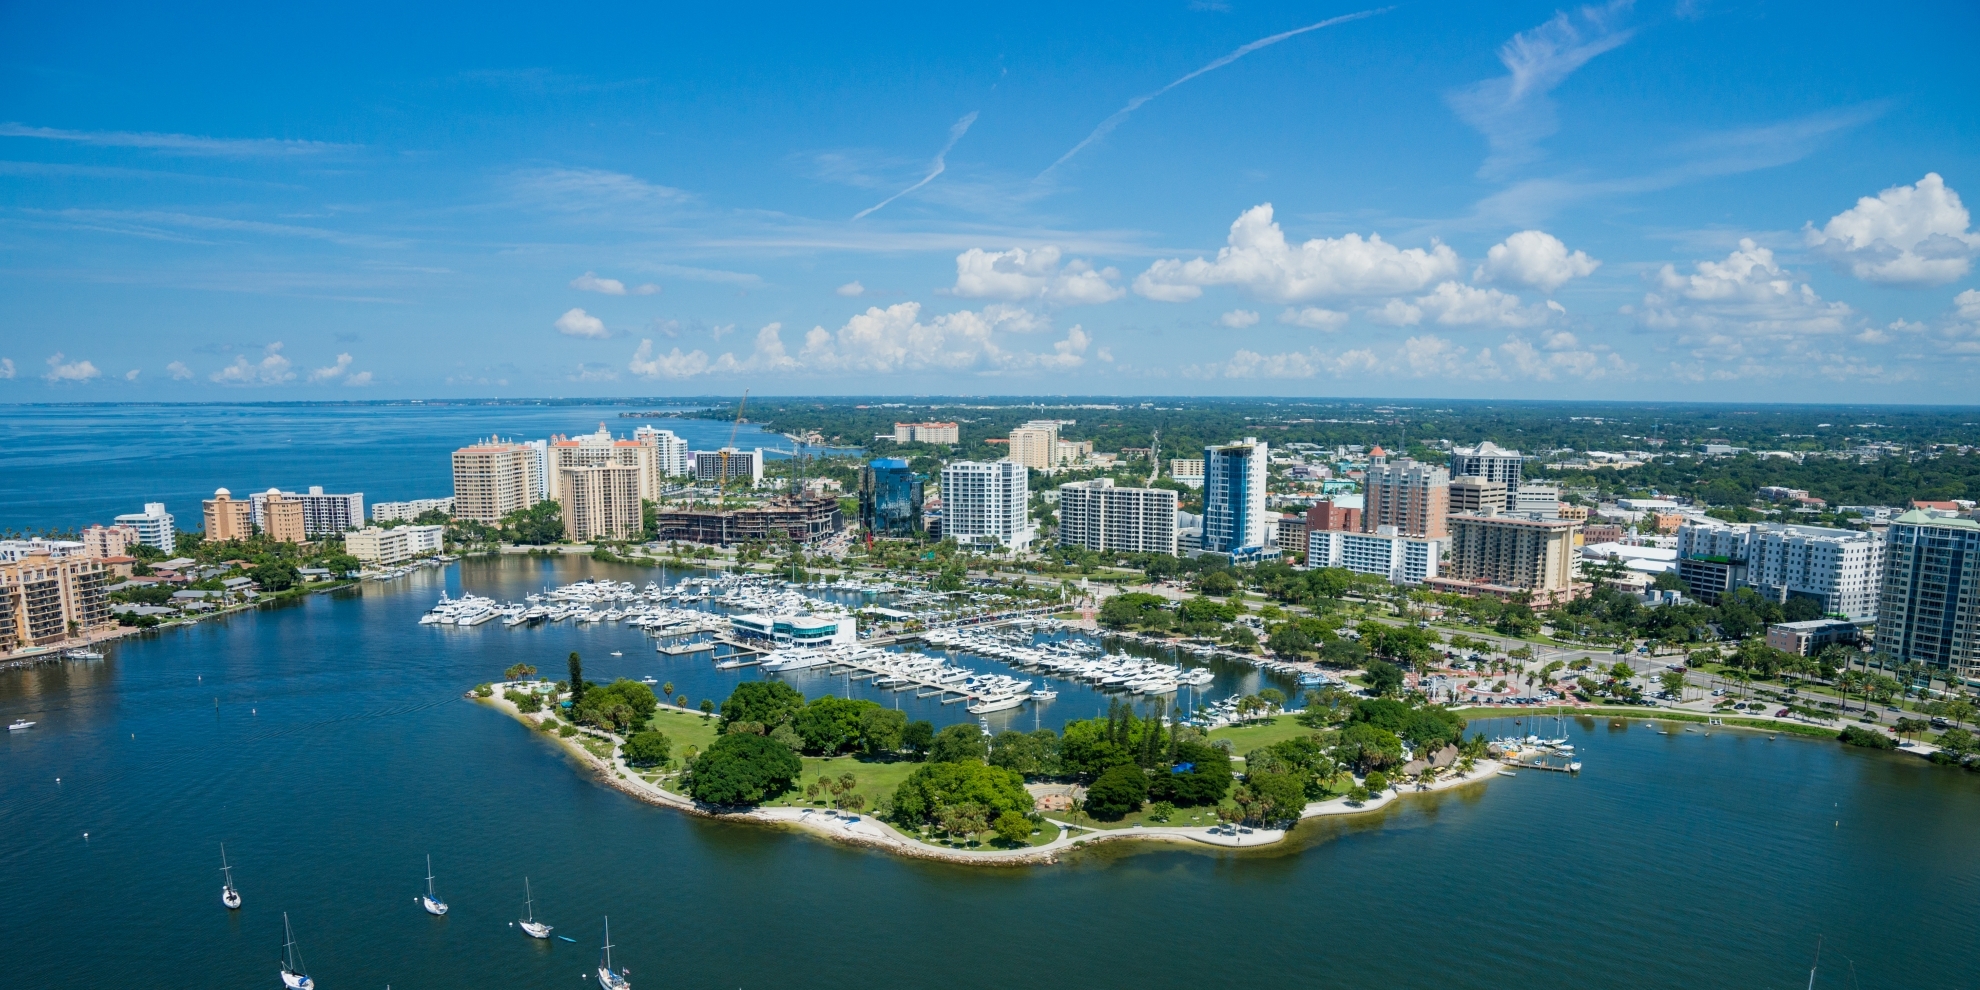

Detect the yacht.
xmin=598 ymin=916 xmax=631 ymax=990
xmin=8 ymin=719 xmax=33 ymax=731
xmin=220 ymin=844 xmax=242 ymax=910
xmin=967 ymin=693 xmax=1027 ymax=715
xmin=419 ymin=855 xmax=448 ymax=915
xmin=65 ymin=647 xmax=105 ymax=660
xmin=279 ymin=913 xmax=314 ymax=990
xmin=519 ymin=877 xmax=552 ymax=939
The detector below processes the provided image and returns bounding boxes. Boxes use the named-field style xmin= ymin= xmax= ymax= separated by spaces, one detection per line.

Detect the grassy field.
xmin=761 ymin=753 xmax=922 ymax=811
xmin=1207 ymin=714 xmax=1322 ymax=754
xmin=642 ymin=705 xmax=723 ymax=754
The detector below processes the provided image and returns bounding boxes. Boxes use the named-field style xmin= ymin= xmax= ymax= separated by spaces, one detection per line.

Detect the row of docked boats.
xmin=757 ymin=645 xmax=1044 ymax=715
xmin=929 ymin=630 xmax=1215 ymax=696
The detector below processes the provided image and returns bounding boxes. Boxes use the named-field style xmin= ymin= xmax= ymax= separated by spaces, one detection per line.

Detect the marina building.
xmin=0 ymin=553 xmax=113 ymax=652
xmin=1448 ymin=441 xmax=1524 ymax=488
xmin=1675 ymin=519 xmax=1883 ymax=619
xmin=1873 ymin=509 xmax=1980 ymax=683
xmin=893 ymin=421 xmax=960 ymax=444
xmin=452 ymin=439 xmax=543 ymax=525
xmin=729 ymin=611 xmax=858 ymax=649
xmin=560 ymin=464 xmax=644 ymax=542
xmin=1203 ymin=438 xmax=1269 ymax=559
xmin=940 ymin=460 xmax=1033 ymax=551
xmin=372 ymin=497 xmax=454 ymax=523
xmin=202 ymin=488 xmax=254 ymax=542
xmin=1057 ymin=479 xmax=1178 ymax=555
xmin=113 ymin=503 xmax=176 ymax=553
xmin=345 ymin=525 xmax=445 ymax=565
xmin=1306 ymin=527 xmax=1441 ymax=585
xmin=1437 ymin=510 xmax=1579 ymax=599
xmin=693 ymin=447 xmax=765 ymax=488
xmin=859 ymin=458 xmax=924 ymax=537
xmin=1363 ymin=457 xmax=1449 ymax=538
xmin=654 ymin=495 xmax=845 ymax=546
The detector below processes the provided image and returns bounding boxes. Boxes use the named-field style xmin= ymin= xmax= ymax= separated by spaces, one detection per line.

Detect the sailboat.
xmin=419 ymin=854 xmax=448 ymax=915
xmin=597 ymin=916 xmax=631 ymax=990
xmin=279 ymin=912 xmax=314 ymax=990
xmin=220 ymin=844 xmax=242 ymax=910
xmin=519 ymin=877 xmax=552 ymax=939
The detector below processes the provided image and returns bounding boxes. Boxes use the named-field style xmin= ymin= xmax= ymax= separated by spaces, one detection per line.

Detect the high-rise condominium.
xmin=451 ymin=439 xmax=542 ymax=525
xmin=1364 ymin=457 xmax=1449 ymax=538
xmin=940 ymin=460 xmax=1031 ymax=550
xmin=1057 ymin=479 xmax=1177 ymax=554
xmin=1203 ymin=438 xmax=1269 ymax=556
xmin=1873 ymin=509 xmax=1978 ymax=681
xmin=1448 ymin=441 xmax=1524 ymax=487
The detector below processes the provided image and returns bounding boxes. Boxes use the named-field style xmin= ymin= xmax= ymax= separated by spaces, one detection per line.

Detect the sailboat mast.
xmin=426 ymin=855 xmax=435 ymax=898
xmin=602 ymin=916 xmax=614 ymax=969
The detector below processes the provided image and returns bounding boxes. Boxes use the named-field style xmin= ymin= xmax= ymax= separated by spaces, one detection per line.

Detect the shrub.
xmin=1083 ymin=765 xmax=1149 ymax=821
xmin=993 ymin=810 xmax=1033 ymax=846
xmin=558 ymin=724 xmax=578 ymax=738
xmin=1364 ymin=770 xmax=1391 ymax=792
xmin=1146 ymin=801 xmax=1177 ymax=823
xmin=1837 ymin=725 xmax=1896 ymax=750
xmin=1348 ymin=785 xmax=1370 ymax=804
xmin=473 ymin=683 xmax=493 ymax=698
xmin=505 ymin=690 xmax=543 ymax=713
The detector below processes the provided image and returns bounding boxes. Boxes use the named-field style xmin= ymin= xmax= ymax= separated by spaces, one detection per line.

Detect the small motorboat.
xmin=419 ymin=854 xmax=448 ymax=915
xmin=7 ymin=719 xmax=34 ymax=731
xmin=610 ymin=651 xmax=624 ymax=657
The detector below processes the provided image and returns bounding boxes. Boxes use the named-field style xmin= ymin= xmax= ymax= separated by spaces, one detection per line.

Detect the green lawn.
xmin=760 ymin=753 xmax=923 ymax=812
xmin=642 ymin=706 xmax=722 ymax=754
xmin=1207 ymin=714 xmax=1322 ymax=753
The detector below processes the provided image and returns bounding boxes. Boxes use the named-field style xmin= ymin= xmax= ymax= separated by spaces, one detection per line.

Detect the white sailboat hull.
xmin=281 ymin=970 xmax=314 ymax=989
xmin=422 ymin=895 xmax=448 ymax=915
xmin=598 ymin=966 xmax=630 ymax=990
xmin=521 ymin=920 xmax=553 ymax=938
xmin=222 ymin=886 xmax=241 ymax=910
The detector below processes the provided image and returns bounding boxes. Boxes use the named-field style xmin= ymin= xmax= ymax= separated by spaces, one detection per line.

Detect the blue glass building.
xmin=859 ymin=458 xmax=924 ymax=536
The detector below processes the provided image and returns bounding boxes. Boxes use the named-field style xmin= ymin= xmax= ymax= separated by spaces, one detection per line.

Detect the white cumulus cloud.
xmin=951 ymin=247 xmax=1125 ymax=305
xmin=800 ymin=302 xmax=1085 ymax=374
xmin=42 ymin=353 xmax=100 ymax=382
xmin=628 ymin=324 xmax=798 ymax=379
xmin=308 ymin=353 xmax=354 ymax=383
xmin=1219 ymin=309 xmax=1260 ymax=328
xmin=1414 ymin=281 xmax=1551 ymax=327
xmin=0 ymin=358 xmax=14 ymax=379
xmin=1805 ymin=173 xmax=1980 ymax=286
xmin=344 ymin=371 xmax=374 ymax=386
xmin=1278 ymin=307 xmax=1349 ymax=330
xmin=1475 ymin=230 xmax=1601 ymax=291
xmin=1133 ymin=204 xmax=1460 ymax=304
xmin=125 ymin=368 xmax=139 ymax=381
xmin=211 ymin=343 xmax=294 ymax=385
xmin=1956 ymin=288 xmax=1980 ymax=320
xmin=1641 ymin=238 xmax=1853 ymax=337
xmin=569 ymin=271 xmax=661 ymax=296
xmin=555 ymin=307 xmax=610 ymax=339
xmin=166 ymin=360 xmax=194 ymax=380
xmin=836 ymin=281 xmax=865 ymax=297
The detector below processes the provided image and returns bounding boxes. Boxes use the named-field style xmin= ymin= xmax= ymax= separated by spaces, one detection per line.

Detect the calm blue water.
xmin=5 ymin=555 xmax=1978 ymax=989
xmin=0 ymin=401 xmax=823 ymax=532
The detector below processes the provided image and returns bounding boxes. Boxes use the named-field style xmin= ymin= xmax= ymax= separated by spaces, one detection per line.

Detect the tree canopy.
xmin=685 ymin=732 xmax=803 ymax=806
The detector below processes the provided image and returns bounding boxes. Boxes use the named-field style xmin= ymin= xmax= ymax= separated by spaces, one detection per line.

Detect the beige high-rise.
xmin=561 ymin=464 xmax=643 ymax=542
xmin=1008 ymin=421 xmax=1059 ymax=472
xmin=1448 ymin=475 xmax=1508 ymax=516
xmin=1445 ymin=511 xmax=1578 ymax=593
xmin=0 ymin=554 xmax=112 ymax=651
xmin=259 ymin=489 xmax=307 ymax=543
xmin=452 ymin=440 xmax=541 ymax=525
xmin=547 ymin=424 xmax=666 ymax=501
xmin=1363 ymin=458 xmax=1450 ymax=538
xmin=203 ymin=488 xmax=254 ymax=542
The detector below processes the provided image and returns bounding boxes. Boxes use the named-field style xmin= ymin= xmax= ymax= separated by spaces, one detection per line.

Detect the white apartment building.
xmin=1057 ymin=479 xmax=1178 ymax=555
xmin=893 ymin=421 xmax=960 ymax=444
xmin=114 ymin=502 xmax=176 ymax=553
xmin=940 ymin=460 xmax=1032 ymax=551
xmin=344 ymin=525 xmax=444 ymax=565
xmin=1675 ymin=519 xmax=1883 ymax=619
xmin=1875 ymin=509 xmax=1980 ymax=682
xmin=1203 ymin=438 xmax=1269 ymax=556
xmin=250 ymin=486 xmax=364 ymax=537
xmin=1448 ymin=441 xmax=1525 ymax=487
xmin=372 ymin=497 xmax=455 ymax=523
xmin=1306 ymin=527 xmax=1441 ymax=585
xmin=633 ymin=426 xmax=691 ymax=477
xmin=0 ymin=539 xmax=87 ymax=562
xmin=693 ymin=447 xmax=765 ymax=488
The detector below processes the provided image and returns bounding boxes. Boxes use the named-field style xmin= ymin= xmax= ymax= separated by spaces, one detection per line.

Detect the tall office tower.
xmin=1203 ymin=438 xmax=1269 ymax=556
xmin=560 ymin=464 xmax=644 ymax=541
xmin=1008 ymin=421 xmax=1060 ymax=472
xmin=1448 ymin=475 xmax=1509 ymax=516
xmin=1448 ymin=441 xmax=1524 ymax=487
xmin=202 ymin=488 xmax=254 ymax=541
xmin=1874 ymin=508 xmax=1979 ymax=682
xmin=451 ymin=439 xmax=541 ymax=525
xmin=633 ymin=426 xmax=692 ymax=477
xmin=939 ymin=460 xmax=1032 ymax=550
xmin=1363 ymin=458 xmax=1450 ymax=538
xmin=1057 ymin=478 xmax=1178 ymax=554
xmin=859 ymin=458 xmax=925 ymax=536
xmin=113 ymin=502 xmax=176 ymax=553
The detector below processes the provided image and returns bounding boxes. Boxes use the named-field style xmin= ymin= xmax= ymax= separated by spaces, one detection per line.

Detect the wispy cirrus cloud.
xmin=853 ymin=111 xmax=978 ymax=220
xmin=0 ymin=122 xmax=353 ymax=157
xmin=1447 ymin=1 xmax=1636 ymax=180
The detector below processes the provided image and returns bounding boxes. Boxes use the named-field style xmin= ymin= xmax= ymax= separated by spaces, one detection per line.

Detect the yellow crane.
xmin=718 ymin=389 xmax=748 ymax=510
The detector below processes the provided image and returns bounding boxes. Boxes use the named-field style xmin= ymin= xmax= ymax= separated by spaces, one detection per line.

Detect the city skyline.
xmin=3 ymin=2 xmax=1977 ymax=401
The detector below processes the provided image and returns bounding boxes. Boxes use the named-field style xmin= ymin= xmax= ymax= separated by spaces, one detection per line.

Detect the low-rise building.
xmin=1767 ymin=619 xmax=1862 ymax=656
xmin=1169 ymin=458 xmax=1205 ymax=488
xmin=372 ymin=497 xmax=455 ymax=523
xmin=729 ymin=612 xmax=858 ymax=649
xmin=344 ymin=525 xmax=445 ymax=565
xmin=654 ymin=496 xmax=845 ymax=546
xmin=1306 ymin=527 xmax=1440 ymax=585
xmin=892 ymin=421 xmax=960 ymax=444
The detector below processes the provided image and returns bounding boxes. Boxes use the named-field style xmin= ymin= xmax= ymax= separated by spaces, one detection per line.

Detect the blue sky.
xmin=2 ymin=1 xmax=1976 ymax=401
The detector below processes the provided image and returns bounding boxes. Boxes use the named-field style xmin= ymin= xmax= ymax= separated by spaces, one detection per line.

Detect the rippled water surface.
xmin=5 ymin=556 xmax=1979 ymax=990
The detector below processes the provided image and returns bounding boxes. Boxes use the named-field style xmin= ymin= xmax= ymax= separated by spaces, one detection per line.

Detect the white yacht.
xmin=8 ymin=719 xmax=33 ymax=731
xmin=280 ymin=913 xmax=314 ymax=990
xmin=419 ymin=855 xmax=448 ymax=915
xmin=598 ymin=916 xmax=631 ymax=990
xmin=519 ymin=877 xmax=552 ymax=939
xmin=220 ymin=844 xmax=242 ymax=910
xmin=967 ymin=693 xmax=1027 ymax=715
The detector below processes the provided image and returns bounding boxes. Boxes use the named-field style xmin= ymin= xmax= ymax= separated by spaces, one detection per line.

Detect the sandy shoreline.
xmin=473 ymin=687 xmax=1509 ymax=867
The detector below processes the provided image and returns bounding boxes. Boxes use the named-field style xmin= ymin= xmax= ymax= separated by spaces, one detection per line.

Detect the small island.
xmin=472 ymin=653 xmax=1503 ymax=865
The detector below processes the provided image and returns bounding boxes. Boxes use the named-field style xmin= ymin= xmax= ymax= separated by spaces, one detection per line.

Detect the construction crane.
xmin=718 ymin=389 xmax=748 ymax=510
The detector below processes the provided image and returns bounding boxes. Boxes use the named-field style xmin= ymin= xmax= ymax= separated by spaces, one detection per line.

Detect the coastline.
xmin=2 ymin=577 xmax=363 ymax=672
xmin=472 ymin=686 xmax=1506 ymax=867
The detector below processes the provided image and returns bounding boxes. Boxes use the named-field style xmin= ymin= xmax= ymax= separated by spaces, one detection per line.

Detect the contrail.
xmin=1038 ymin=7 xmax=1392 ymax=179
xmin=853 ymin=111 xmax=980 ymax=220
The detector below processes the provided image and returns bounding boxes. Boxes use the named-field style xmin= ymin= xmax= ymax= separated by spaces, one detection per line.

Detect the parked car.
xmin=1776 ymin=708 xmax=1791 ymax=717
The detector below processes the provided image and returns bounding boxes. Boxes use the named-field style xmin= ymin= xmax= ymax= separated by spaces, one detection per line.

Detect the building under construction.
xmin=654 ymin=495 xmax=844 ymax=546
